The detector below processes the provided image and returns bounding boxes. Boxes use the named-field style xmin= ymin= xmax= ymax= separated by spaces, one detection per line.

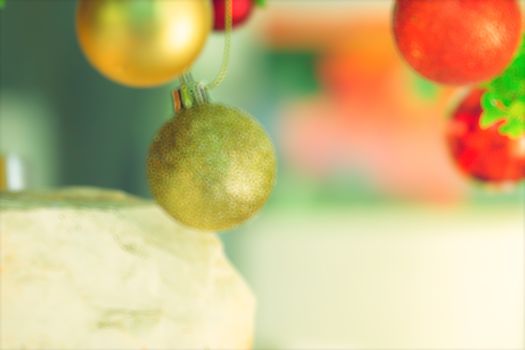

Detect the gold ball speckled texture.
xmin=76 ymin=0 xmax=211 ymax=87
xmin=147 ymin=104 xmax=276 ymax=231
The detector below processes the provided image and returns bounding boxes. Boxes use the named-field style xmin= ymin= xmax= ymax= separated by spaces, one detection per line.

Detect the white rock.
xmin=0 ymin=188 xmax=255 ymax=349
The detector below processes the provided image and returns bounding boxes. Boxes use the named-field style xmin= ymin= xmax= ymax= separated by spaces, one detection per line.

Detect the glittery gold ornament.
xmin=76 ymin=0 xmax=212 ymax=87
xmin=147 ymin=78 xmax=276 ymax=231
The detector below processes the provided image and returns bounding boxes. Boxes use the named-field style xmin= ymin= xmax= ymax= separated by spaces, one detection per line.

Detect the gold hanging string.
xmin=206 ymin=0 xmax=233 ymax=90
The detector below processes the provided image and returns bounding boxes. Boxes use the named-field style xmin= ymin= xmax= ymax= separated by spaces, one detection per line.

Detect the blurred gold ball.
xmin=147 ymin=104 xmax=276 ymax=231
xmin=76 ymin=0 xmax=211 ymax=87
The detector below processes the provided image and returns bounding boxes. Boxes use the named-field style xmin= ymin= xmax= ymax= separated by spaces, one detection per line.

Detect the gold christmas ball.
xmin=147 ymin=103 xmax=276 ymax=231
xmin=76 ymin=0 xmax=212 ymax=87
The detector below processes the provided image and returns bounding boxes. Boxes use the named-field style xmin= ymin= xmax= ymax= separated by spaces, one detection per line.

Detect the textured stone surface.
xmin=0 ymin=188 xmax=255 ymax=349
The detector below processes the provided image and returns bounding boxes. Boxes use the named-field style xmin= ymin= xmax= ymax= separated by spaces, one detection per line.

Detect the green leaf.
xmin=480 ymin=34 xmax=525 ymax=139
xmin=480 ymin=92 xmax=505 ymax=128
xmin=0 ymin=0 xmax=5 ymax=9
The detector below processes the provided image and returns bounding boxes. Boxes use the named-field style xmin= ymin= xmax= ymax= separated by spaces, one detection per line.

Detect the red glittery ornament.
xmin=213 ymin=0 xmax=254 ymax=31
xmin=393 ymin=0 xmax=522 ymax=85
xmin=447 ymin=89 xmax=525 ymax=183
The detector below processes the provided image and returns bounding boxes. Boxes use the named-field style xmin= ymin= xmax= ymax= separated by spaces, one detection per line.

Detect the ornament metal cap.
xmin=172 ymin=72 xmax=210 ymax=113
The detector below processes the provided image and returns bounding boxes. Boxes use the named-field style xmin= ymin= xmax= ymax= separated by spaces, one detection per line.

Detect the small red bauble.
xmin=213 ymin=0 xmax=254 ymax=31
xmin=447 ymin=89 xmax=525 ymax=183
xmin=393 ymin=0 xmax=522 ymax=85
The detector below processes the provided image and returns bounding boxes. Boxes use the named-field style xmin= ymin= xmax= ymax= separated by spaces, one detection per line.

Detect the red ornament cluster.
xmin=447 ymin=89 xmax=525 ymax=183
xmin=212 ymin=0 xmax=254 ymax=31
xmin=393 ymin=0 xmax=522 ymax=85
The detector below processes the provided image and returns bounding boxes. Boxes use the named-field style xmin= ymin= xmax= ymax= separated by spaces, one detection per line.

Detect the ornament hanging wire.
xmin=206 ymin=0 xmax=233 ymax=90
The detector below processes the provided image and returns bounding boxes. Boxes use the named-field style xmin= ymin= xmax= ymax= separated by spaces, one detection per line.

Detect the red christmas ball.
xmin=213 ymin=0 xmax=254 ymax=31
xmin=393 ymin=0 xmax=522 ymax=85
xmin=447 ymin=89 xmax=525 ymax=183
